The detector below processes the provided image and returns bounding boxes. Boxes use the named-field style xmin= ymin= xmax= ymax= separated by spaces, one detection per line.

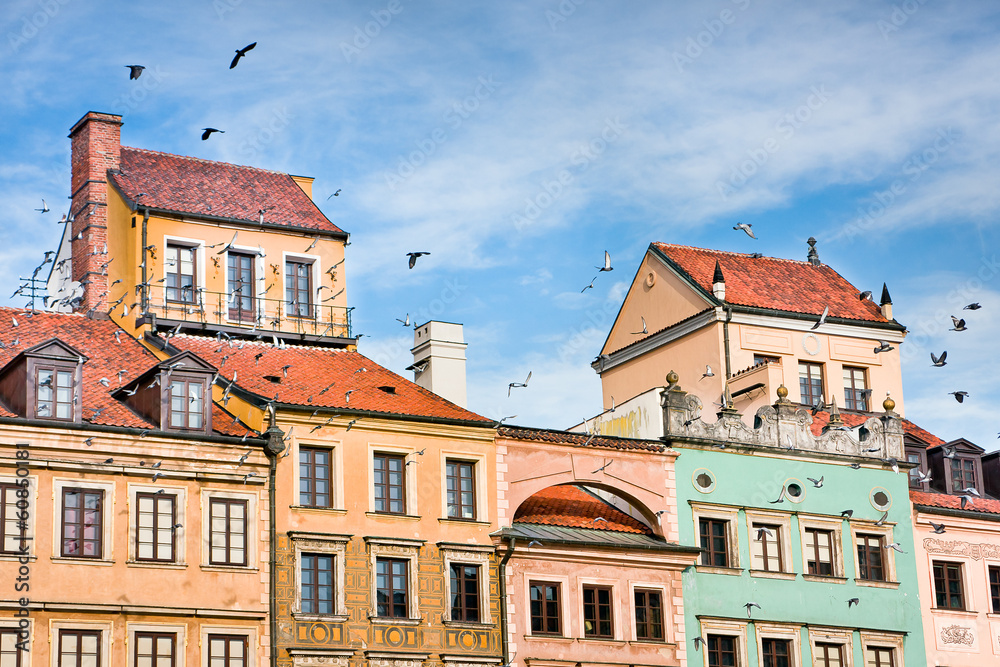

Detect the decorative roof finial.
xmin=883 ymin=393 xmax=896 ymax=413
xmin=880 ymin=283 xmax=892 ymax=306
xmin=807 ymin=237 xmax=820 ymax=266
xmin=713 ymin=260 xmax=725 ymax=284
xmin=722 ymin=382 xmax=734 ymax=410
xmin=827 ymin=395 xmax=843 ymax=426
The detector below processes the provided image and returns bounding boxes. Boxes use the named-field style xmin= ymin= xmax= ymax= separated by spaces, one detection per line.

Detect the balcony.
xmin=140 ymin=290 xmax=353 ymax=346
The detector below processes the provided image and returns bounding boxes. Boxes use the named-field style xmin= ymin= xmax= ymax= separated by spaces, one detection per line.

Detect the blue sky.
xmin=2 ymin=0 xmax=998 ymax=449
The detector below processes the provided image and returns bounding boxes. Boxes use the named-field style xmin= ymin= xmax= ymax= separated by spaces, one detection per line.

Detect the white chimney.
xmin=409 ymin=321 xmax=468 ymax=408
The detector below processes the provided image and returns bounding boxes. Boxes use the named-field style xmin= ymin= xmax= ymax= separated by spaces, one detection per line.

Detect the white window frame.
xmin=368 ymin=444 xmax=418 ymax=516
xmin=799 ymin=515 xmax=845 ymax=581
xmin=697 ymin=618 xmax=748 ymax=667
xmin=849 ymin=523 xmax=898 ymax=587
xmin=523 ymin=573 xmax=571 ymax=638
xmin=440 ymin=544 xmax=493 ymax=626
xmin=51 ymin=479 xmax=115 ymax=563
xmin=628 ymin=581 xmax=670 ymax=644
xmin=0 ymin=473 xmax=36 ymax=559
xmin=200 ymin=490 xmax=258 ymax=570
xmin=691 ymin=503 xmax=741 ymax=572
xmin=808 ymin=627 xmax=855 ymax=667
xmin=293 ymin=439 xmax=344 ymax=511
xmin=290 ymin=532 xmax=350 ymax=620
xmin=745 ymin=509 xmax=794 ymax=578
xmin=200 ymin=626 xmax=256 ymax=667
xmin=127 ymin=483 xmax=187 ymax=566
xmin=439 ymin=450 xmax=488 ymax=522
xmin=161 ymin=234 xmax=206 ymax=310
xmin=859 ymin=631 xmax=904 ymax=667
xmin=127 ymin=622 xmax=186 ymax=667
xmin=50 ymin=620 xmax=112 ymax=667
xmin=367 ymin=537 xmax=423 ymax=622
xmin=0 ymin=619 xmax=31 ymax=667
xmin=577 ymin=576 xmax=621 ymax=641
xmin=754 ymin=622 xmax=802 ymax=667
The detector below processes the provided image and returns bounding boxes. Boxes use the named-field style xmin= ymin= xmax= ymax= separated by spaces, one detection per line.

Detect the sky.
xmin=1 ymin=0 xmax=998 ymax=450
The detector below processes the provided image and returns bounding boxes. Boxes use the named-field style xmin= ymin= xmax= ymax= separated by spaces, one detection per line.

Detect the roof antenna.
xmin=807 ymin=237 xmax=820 ymax=266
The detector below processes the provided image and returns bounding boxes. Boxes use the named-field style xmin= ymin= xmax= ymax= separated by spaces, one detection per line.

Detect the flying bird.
xmin=858 ymin=290 xmax=872 ymax=301
xmin=755 ymin=526 xmax=774 ymax=540
xmin=949 ymin=391 xmax=969 ymax=403
xmin=693 ymin=636 xmax=705 ymax=651
xmin=305 ymin=237 xmax=319 ymax=252
xmin=840 ymin=509 xmax=854 ymax=518
xmin=596 ymin=250 xmax=613 ymax=272
xmin=930 ymin=351 xmax=947 ymax=367
xmin=230 ymin=42 xmax=257 ymax=69
xmin=847 ymin=598 xmax=860 ymax=608
xmin=874 ymin=340 xmax=894 ymax=354
xmin=396 ymin=313 xmax=411 ymax=327
xmin=769 ymin=488 xmax=786 ymax=504
xmin=960 ymin=486 xmax=981 ymax=498
xmin=874 ymin=511 xmax=889 ymax=526
xmin=930 ymin=522 xmax=946 ymax=534
xmin=941 ymin=445 xmax=956 ymax=460
xmin=949 ymin=316 xmax=967 ymax=331
xmin=810 ymin=305 xmax=829 ymax=330
xmin=915 ymin=470 xmax=932 ymax=484
xmin=960 ymin=494 xmax=974 ymax=509
xmin=701 ymin=365 xmax=714 ymax=379
xmin=744 ymin=602 xmax=761 ymax=617
xmin=507 ymin=371 xmax=531 ymax=396
xmin=581 ymin=276 xmax=597 ymax=293
xmin=406 ymin=252 xmax=430 ymax=269
xmin=632 ymin=317 xmax=648 ymax=335
xmin=807 ymin=476 xmax=824 ymax=488
xmin=527 ymin=540 xmax=543 ymax=548
xmin=35 ymin=199 xmax=49 ymax=213
xmin=733 ymin=222 xmax=756 ymax=238
xmin=963 ymin=302 xmax=981 ymax=310
xmin=326 ymin=189 xmax=341 ymax=200
xmin=883 ymin=457 xmax=899 ymax=474
xmin=201 ymin=128 xmax=225 ymax=140
xmin=592 ymin=458 xmax=612 ymax=474
xmin=886 ymin=542 xmax=906 ymax=554
xmin=125 ymin=65 xmax=145 ymax=79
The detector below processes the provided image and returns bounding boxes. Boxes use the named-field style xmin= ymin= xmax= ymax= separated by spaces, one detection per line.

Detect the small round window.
xmin=870 ymin=487 xmax=892 ymax=512
xmin=784 ymin=479 xmax=805 ymax=503
xmin=692 ymin=468 xmax=716 ymax=493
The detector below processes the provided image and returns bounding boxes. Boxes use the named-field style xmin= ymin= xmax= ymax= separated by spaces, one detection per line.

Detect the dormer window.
xmin=951 ymin=458 xmax=977 ymax=492
xmin=35 ymin=366 xmax=75 ymax=420
xmin=168 ymin=378 xmax=205 ymax=430
xmin=115 ymin=351 xmax=215 ymax=435
xmin=0 ymin=338 xmax=85 ymax=423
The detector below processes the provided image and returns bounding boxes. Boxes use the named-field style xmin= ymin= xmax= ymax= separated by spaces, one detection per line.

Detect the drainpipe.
xmin=262 ymin=413 xmax=285 ymax=667
xmin=722 ymin=306 xmax=733 ymax=379
xmin=498 ymin=537 xmax=516 ymax=666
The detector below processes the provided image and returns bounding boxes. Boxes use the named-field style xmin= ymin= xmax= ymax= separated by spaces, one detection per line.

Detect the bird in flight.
xmin=693 ymin=636 xmax=706 ymax=651
xmin=840 ymin=509 xmax=854 ymax=518
xmin=632 ymin=317 xmax=648 ymax=335
xmin=963 ymin=302 xmax=981 ymax=310
xmin=326 ymin=189 xmax=341 ymax=200
xmin=701 ymin=365 xmax=714 ymax=379
xmin=35 ymin=199 xmax=49 ymax=213
xmin=396 ymin=313 xmax=410 ymax=327
xmin=755 ymin=526 xmax=774 ymax=540
xmin=733 ymin=222 xmax=756 ymax=239
xmin=592 ymin=458 xmax=612 ymax=474
xmin=875 ymin=511 xmax=889 ymax=526
xmin=744 ymin=602 xmax=761 ymax=618
xmin=949 ymin=391 xmax=969 ymax=403
xmin=941 ymin=444 xmax=956 ymax=459
xmin=930 ymin=522 xmax=946 ymax=534
xmin=768 ymin=488 xmax=785 ymax=504
xmin=949 ymin=316 xmax=967 ymax=331
xmin=873 ymin=340 xmax=894 ymax=354
xmin=858 ymin=290 xmax=872 ymax=301
xmin=581 ymin=276 xmax=597 ymax=293
xmin=807 ymin=476 xmax=824 ymax=488
xmin=847 ymin=598 xmax=860 ymax=608
xmin=810 ymin=305 xmax=829 ymax=330
xmin=230 ymin=42 xmax=257 ymax=69
xmin=125 ymin=65 xmax=145 ymax=79
xmin=596 ymin=250 xmax=613 ymax=272
xmin=406 ymin=252 xmax=430 ymax=269
xmin=201 ymin=128 xmax=225 ymax=141
xmin=508 ymin=371 xmax=531 ymax=396
xmin=930 ymin=351 xmax=947 ymax=367
xmin=960 ymin=494 xmax=975 ymax=509
xmin=886 ymin=542 xmax=906 ymax=554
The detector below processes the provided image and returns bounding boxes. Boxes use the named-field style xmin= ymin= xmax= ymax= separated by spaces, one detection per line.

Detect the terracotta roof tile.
xmin=0 ymin=308 xmax=249 ymax=437
xmin=110 ymin=147 xmax=343 ymax=234
xmin=514 ymin=484 xmax=652 ymax=534
xmin=168 ymin=334 xmax=490 ymax=423
xmin=805 ymin=409 xmax=868 ymax=436
xmin=902 ymin=420 xmax=946 ymax=448
xmin=498 ymin=425 xmax=665 ymax=452
xmin=910 ymin=490 xmax=1000 ymax=516
xmin=652 ymin=243 xmax=895 ymax=325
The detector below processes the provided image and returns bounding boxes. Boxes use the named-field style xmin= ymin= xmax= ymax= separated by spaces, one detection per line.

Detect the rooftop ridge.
xmin=652 ymin=242 xmax=822 ymax=267
xmin=121 ymin=145 xmax=293 ymax=178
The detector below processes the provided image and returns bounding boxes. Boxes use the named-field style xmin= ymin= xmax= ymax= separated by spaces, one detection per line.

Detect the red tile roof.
xmin=902 ymin=420 xmax=947 ymax=448
xmin=514 ymin=484 xmax=652 ymax=534
xmin=110 ymin=147 xmax=344 ymax=234
xmin=651 ymin=243 xmax=896 ymax=325
xmin=807 ymin=410 xmax=944 ymax=448
xmin=167 ymin=334 xmax=490 ymax=423
xmin=910 ymin=490 xmax=1000 ymax=516
xmin=0 ymin=308 xmax=248 ymax=436
xmin=499 ymin=425 xmax=665 ymax=452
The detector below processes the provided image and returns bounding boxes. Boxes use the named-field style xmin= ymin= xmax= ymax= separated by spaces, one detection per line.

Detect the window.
xmin=582 ymin=585 xmax=613 ymax=638
xmin=799 ymin=362 xmax=824 ymax=406
xmin=449 ymin=563 xmax=480 ymax=622
xmin=165 ymin=244 xmax=197 ymax=304
xmin=814 ymin=643 xmax=844 ymax=667
xmin=754 ymin=354 xmax=780 ymax=365
xmin=529 ymin=582 xmax=561 ymax=635
xmin=634 ymin=589 xmax=663 ymax=641
xmin=135 ymin=632 xmax=175 ymax=667
xmin=933 ymin=561 xmax=964 ymax=610
xmin=707 ymin=635 xmax=738 ymax=667
xmin=285 ymin=260 xmax=313 ymax=318
xmin=446 ymin=460 xmax=475 ymax=519
xmin=856 ymin=534 xmax=885 ymax=581
xmin=990 ymin=566 xmax=1000 ymax=613
xmin=0 ymin=483 xmax=27 ymax=554
xmin=906 ymin=451 xmax=923 ymax=488
xmin=168 ymin=379 xmax=204 ymax=430
xmin=61 ymin=488 xmax=103 ymax=558
xmin=376 ymin=558 xmax=409 ymax=618
xmin=805 ymin=528 xmax=834 ymax=576
xmin=208 ymin=635 xmax=247 ymax=667
xmin=761 ymin=638 xmax=790 ymax=667
xmin=35 ymin=366 xmax=74 ymax=420
xmin=136 ymin=492 xmax=175 ymax=562
xmin=373 ymin=453 xmax=405 ymax=514
xmin=700 ymin=518 xmax=730 ymax=567
xmin=301 ymin=553 xmax=335 ymax=614
xmin=299 ymin=447 xmax=331 ymax=507
xmin=843 ymin=366 xmax=868 ymax=411
xmin=951 ymin=458 xmax=976 ymax=492
xmin=227 ymin=251 xmax=256 ymax=321
xmin=0 ymin=629 xmax=24 ymax=667
xmin=58 ymin=630 xmax=101 ymax=667
xmin=751 ymin=523 xmax=783 ymax=572
xmin=209 ymin=498 xmax=247 ymax=566
xmin=864 ymin=646 xmax=895 ymax=667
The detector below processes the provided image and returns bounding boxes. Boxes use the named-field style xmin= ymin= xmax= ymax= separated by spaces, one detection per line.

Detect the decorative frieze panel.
xmin=933 ymin=613 xmax=979 ymax=652
xmin=924 ymin=537 xmax=1000 ymax=561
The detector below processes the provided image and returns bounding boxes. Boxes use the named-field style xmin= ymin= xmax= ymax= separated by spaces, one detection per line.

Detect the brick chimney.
xmin=68 ymin=112 xmax=122 ymax=313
